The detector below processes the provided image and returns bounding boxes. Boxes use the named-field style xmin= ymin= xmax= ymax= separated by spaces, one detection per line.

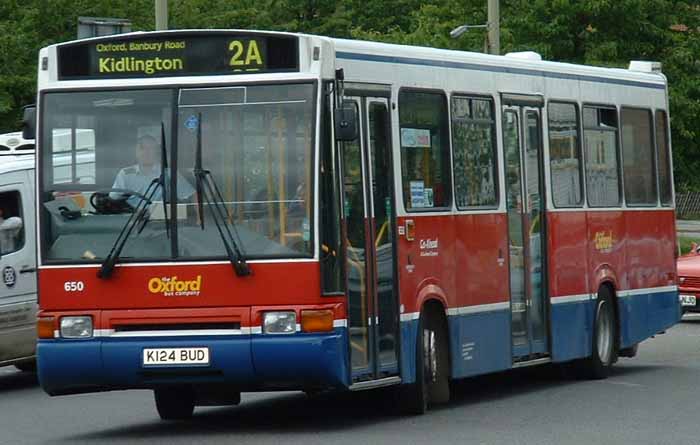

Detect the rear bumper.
xmin=38 ymin=329 xmax=349 ymax=396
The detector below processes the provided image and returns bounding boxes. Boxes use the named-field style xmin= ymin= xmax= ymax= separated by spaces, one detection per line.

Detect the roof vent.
xmin=0 ymin=132 xmax=34 ymax=156
xmin=504 ymin=51 xmax=542 ymax=61
xmin=628 ymin=61 xmax=662 ymax=73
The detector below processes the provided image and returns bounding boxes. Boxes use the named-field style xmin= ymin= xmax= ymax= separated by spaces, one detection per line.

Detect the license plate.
xmin=142 ymin=347 xmax=210 ymax=366
xmin=680 ymin=294 xmax=696 ymax=307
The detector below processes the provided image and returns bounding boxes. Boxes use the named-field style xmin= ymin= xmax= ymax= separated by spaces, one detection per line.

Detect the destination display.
xmin=57 ymin=33 xmax=299 ymax=79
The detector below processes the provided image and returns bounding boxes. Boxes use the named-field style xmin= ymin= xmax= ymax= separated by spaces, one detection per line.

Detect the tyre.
xmin=15 ymin=360 xmax=36 ymax=373
xmin=400 ymin=306 xmax=450 ymax=414
xmin=579 ymin=287 xmax=617 ymax=379
xmin=154 ymin=387 xmax=195 ymax=420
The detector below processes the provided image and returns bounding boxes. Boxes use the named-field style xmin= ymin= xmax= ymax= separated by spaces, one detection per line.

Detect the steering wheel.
xmin=89 ymin=188 xmax=148 ymax=214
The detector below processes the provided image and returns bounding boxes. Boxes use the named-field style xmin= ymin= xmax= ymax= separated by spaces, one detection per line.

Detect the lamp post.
xmin=450 ymin=0 xmax=500 ymax=55
xmin=155 ymin=0 xmax=168 ymax=31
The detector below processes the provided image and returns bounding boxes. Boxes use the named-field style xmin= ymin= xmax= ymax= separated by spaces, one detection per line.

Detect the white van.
xmin=0 ymin=132 xmax=36 ymax=371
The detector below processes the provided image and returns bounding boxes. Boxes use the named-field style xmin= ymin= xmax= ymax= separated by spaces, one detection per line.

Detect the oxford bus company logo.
xmin=419 ymin=238 xmax=439 ymax=257
xmin=148 ymin=275 xmax=202 ymax=297
xmin=594 ymin=230 xmax=615 ymax=253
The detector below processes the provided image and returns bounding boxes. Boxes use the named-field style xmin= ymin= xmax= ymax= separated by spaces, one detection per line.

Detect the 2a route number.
xmin=228 ymin=39 xmax=263 ymax=70
xmin=64 ymin=281 xmax=85 ymax=292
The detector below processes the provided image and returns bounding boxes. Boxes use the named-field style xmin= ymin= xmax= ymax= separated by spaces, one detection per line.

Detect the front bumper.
xmin=679 ymin=290 xmax=700 ymax=312
xmin=38 ymin=329 xmax=349 ymax=396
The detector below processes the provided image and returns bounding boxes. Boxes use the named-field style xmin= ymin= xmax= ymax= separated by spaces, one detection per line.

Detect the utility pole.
xmin=155 ymin=0 xmax=168 ymax=31
xmin=450 ymin=1 xmax=500 ymax=55
xmin=487 ymin=0 xmax=500 ymax=55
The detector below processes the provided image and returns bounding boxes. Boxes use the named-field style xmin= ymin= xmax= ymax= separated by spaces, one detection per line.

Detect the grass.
xmin=679 ymin=235 xmax=698 ymax=255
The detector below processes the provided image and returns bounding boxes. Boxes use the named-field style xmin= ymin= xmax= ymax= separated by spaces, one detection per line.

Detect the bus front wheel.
xmin=154 ymin=386 xmax=195 ymax=420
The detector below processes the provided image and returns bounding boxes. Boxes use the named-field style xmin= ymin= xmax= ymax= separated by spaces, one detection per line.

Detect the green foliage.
xmin=1 ymin=0 xmax=699 ymax=189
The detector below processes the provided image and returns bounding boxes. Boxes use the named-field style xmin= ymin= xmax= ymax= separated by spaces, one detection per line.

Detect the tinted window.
xmin=548 ymin=102 xmax=583 ymax=207
xmin=451 ymin=96 xmax=497 ymax=208
xmin=621 ymin=108 xmax=656 ymax=205
xmin=584 ymin=107 xmax=621 ymax=207
xmin=655 ymin=110 xmax=672 ymax=206
xmin=399 ymin=90 xmax=451 ymax=210
xmin=0 ymin=191 xmax=24 ymax=255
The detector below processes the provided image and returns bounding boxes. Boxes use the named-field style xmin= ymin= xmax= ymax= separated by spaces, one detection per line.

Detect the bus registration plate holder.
xmin=142 ymin=347 xmax=210 ymax=366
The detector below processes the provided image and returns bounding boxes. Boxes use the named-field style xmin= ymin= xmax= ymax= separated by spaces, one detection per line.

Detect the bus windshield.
xmin=40 ymin=83 xmax=315 ymax=264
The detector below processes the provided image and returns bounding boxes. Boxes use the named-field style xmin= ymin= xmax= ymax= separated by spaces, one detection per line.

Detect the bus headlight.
xmin=262 ymin=311 xmax=296 ymax=334
xmin=60 ymin=316 xmax=93 ymax=339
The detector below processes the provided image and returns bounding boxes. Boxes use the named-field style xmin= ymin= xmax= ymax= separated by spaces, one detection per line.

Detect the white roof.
xmin=330 ymin=37 xmax=665 ymax=86
xmin=43 ymin=29 xmax=665 ymax=88
xmin=0 ymin=154 xmax=34 ymax=175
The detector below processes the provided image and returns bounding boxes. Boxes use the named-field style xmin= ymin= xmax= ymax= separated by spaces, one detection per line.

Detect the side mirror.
xmin=0 ymin=216 xmax=23 ymax=232
xmin=334 ymin=105 xmax=358 ymax=141
xmin=0 ymin=216 xmax=23 ymax=256
xmin=22 ymin=105 xmax=36 ymax=140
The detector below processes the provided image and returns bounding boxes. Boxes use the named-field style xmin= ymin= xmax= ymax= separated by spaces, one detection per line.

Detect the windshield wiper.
xmin=193 ymin=112 xmax=251 ymax=277
xmin=136 ymin=123 xmax=171 ymax=237
xmin=98 ymin=123 xmax=170 ymax=279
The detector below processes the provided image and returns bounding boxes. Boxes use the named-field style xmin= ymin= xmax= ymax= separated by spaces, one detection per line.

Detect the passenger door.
xmin=0 ymin=170 xmax=37 ymax=362
xmin=501 ymin=97 xmax=549 ymax=360
xmin=338 ymin=93 xmax=400 ymax=384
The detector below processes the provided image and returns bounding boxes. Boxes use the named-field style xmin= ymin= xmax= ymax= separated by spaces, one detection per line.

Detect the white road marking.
xmin=602 ymin=380 xmax=645 ymax=388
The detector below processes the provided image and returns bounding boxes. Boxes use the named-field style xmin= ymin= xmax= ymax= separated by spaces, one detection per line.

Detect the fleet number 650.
xmin=63 ymin=281 xmax=85 ymax=292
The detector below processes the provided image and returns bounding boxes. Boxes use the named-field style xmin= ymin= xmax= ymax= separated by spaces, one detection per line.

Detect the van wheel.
xmin=579 ymin=287 xmax=616 ymax=379
xmin=15 ymin=360 xmax=36 ymax=373
xmin=400 ymin=307 xmax=450 ymax=414
xmin=154 ymin=387 xmax=195 ymax=420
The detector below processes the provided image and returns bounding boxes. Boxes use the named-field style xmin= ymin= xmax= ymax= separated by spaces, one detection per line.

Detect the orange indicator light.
xmin=37 ymin=317 xmax=56 ymax=339
xmin=301 ymin=310 xmax=334 ymax=333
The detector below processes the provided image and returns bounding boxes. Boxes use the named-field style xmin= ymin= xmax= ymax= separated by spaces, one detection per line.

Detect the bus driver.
xmin=111 ymin=134 xmax=194 ymax=207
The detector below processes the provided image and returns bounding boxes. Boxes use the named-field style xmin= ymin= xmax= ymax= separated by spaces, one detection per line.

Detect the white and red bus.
xmin=29 ymin=30 xmax=679 ymax=419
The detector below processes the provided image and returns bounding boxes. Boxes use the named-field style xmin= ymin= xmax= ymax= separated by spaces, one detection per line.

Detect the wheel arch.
xmin=419 ymin=296 xmax=451 ymax=379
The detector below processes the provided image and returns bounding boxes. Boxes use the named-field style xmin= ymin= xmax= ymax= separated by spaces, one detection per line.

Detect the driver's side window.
xmin=0 ymin=190 xmax=24 ymax=255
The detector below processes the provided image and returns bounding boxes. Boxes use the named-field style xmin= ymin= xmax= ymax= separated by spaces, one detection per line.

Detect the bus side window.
xmin=621 ymin=107 xmax=657 ymax=206
xmin=548 ymin=102 xmax=583 ymax=207
xmin=451 ymin=95 xmax=498 ymax=208
xmin=398 ymin=90 xmax=451 ymax=211
xmin=583 ymin=106 xmax=621 ymax=207
xmin=0 ymin=190 xmax=25 ymax=255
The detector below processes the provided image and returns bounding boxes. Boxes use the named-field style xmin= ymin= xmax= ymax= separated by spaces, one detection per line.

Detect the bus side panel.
xmin=396 ymin=214 xmax=456 ymax=385
xmin=619 ymin=210 xmax=679 ymax=347
xmin=450 ymin=213 xmax=511 ymax=378
xmin=587 ymin=209 xmax=626 ymax=349
xmin=547 ymin=211 xmax=591 ymax=362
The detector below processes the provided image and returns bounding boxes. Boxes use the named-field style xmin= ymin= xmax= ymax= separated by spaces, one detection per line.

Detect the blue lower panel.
xmin=619 ymin=290 xmax=680 ymax=348
xmin=252 ymin=329 xmax=349 ymax=388
xmin=38 ymin=328 xmax=349 ymax=396
xmin=448 ymin=310 xmax=511 ymax=379
xmin=550 ymin=300 xmax=594 ymax=363
xmin=400 ymin=319 xmax=419 ymax=384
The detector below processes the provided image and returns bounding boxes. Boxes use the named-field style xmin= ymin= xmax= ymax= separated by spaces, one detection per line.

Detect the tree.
xmin=0 ymin=0 xmax=697 ymax=190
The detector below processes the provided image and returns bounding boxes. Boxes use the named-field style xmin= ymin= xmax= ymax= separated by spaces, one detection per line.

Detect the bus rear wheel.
xmin=579 ymin=287 xmax=617 ymax=379
xmin=154 ymin=386 xmax=195 ymax=420
xmin=400 ymin=306 xmax=450 ymax=414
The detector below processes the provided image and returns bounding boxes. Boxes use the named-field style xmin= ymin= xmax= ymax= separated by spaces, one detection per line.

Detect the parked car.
xmin=678 ymin=244 xmax=700 ymax=314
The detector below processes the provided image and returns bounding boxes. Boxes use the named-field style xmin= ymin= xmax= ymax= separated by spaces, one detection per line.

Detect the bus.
xmin=29 ymin=30 xmax=679 ymax=419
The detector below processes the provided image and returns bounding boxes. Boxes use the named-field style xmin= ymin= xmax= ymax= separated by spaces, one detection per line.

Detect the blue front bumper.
xmin=38 ymin=329 xmax=349 ymax=396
